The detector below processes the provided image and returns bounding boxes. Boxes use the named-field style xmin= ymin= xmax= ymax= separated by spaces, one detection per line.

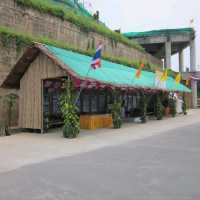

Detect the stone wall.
xmin=0 ymin=39 xmax=21 ymax=127
xmin=0 ymin=88 xmax=19 ymax=128
xmin=0 ymin=39 xmax=19 ymax=85
xmin=0 ymin=0 xmax=162 ymax=68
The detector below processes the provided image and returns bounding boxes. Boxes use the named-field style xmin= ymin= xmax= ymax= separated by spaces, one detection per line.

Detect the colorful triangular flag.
xmin=161 ymin=68 xmax=168 ymax=81
xmin=135 ymin=63 xmax=145 ymax=79
xmin=91 ymin=42 xmax=103 ymax=69
xmin=186 ymin=79 xmax=190 ymax=86
xmin=175 ymin=73 xmax=181 ymax=84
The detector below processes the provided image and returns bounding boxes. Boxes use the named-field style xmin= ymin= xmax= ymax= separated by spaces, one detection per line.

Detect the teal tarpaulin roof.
xmin=124 ymin=28 xmax=195 ymax=38
xmin=51 ymin=0 xmax=92 ymax=18
xmin=44 ymin=45 xmax=191 ymax=93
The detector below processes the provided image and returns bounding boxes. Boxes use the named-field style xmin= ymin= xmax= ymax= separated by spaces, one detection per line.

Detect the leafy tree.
xmin=111 ymin=91 xmax=122 ymax=129
xmin=169 ymin=95 xmax=177 ymax=117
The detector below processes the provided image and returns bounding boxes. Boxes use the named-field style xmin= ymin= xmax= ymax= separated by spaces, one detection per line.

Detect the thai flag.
xmin=91 ymin=43 xmax=103 ymax=69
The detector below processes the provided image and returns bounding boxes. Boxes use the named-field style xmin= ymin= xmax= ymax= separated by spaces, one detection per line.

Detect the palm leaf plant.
xmin=60 ymin=78 xmax=80 ymax=138
xmin=111 ymin=92 xmax=122 ymax=129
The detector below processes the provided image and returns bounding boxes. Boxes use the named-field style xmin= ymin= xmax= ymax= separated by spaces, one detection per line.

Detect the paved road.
xmin=0 ymin=123 xmax=200 ymax=200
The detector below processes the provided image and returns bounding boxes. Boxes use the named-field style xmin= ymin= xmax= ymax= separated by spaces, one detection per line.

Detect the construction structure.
xmin=124 ymin=28 xmax=198 ymax=108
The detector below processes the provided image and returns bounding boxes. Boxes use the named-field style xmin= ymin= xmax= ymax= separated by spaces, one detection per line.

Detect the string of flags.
xmin=175 ymin=73 xmax=181 ymax=84
xmin=161 ymin=68 xmax=168 ymax=81
xmin=90 ymin=44 xmax=199 ymax=89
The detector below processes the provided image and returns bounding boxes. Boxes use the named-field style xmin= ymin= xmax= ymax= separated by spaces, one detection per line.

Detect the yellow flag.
xmin=175 ymin=73 xmax=181 ymax=84
xmin=161 ymin=69 xmax=168 ymax=81
xmin=186 ymin=79 xmax=190 ymax=86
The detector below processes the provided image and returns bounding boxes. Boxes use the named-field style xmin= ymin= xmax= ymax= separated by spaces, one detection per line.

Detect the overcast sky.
xmin=87 ymin=0 xmax=199 ymax=72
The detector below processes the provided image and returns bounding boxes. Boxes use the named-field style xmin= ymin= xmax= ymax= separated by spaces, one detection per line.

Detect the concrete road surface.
xmin=0 ymin=122 xmax=200 ymax=199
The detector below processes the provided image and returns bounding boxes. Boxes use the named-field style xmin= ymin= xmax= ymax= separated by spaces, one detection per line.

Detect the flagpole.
xmin=74 ymin=42 xmax=103 ymax=105
xmin=74 ymin=67 xmax=91 ymax=105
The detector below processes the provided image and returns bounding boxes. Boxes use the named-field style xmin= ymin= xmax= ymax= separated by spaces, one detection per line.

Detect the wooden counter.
xmin=80 ymin=114 xmax=113 ymax=130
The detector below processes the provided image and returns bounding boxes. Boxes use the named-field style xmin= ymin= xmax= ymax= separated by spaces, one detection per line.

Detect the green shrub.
xmin=139 ymin=92 xmax=147 ymax=123
xmin=169 ymin=98 xmax=177 ymax=117
xmin=155 ymin=94 xmax=164 ymax=120
xmin=111 ymin=100 xmax=122 ymax=129
xmin=182 ymin=94 xmax=187 ymax=115
xmin=60 ymin=78 xmax=80 ymax=138
xmin=0 ymin=94 xmax=17 ymax=136
xmin=16 ymin=0 xmax=144 ymax=52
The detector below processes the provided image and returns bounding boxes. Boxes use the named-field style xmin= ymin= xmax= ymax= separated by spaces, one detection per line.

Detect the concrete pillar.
xmin=165 ymin=40 xmax=171 ymax=68
xmin=191 ymin=81 xmax=198 ymax=108
xmin=190 ymin=39 xmax=196 ymax=72
xmin=190 ymin=39 xmax=197 ymax=108
xmin=179 ymin=50 xmax=184 ymax=72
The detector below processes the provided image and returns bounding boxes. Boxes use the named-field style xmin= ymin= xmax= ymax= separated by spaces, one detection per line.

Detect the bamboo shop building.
xmin=1 ymin=43 xmax=191 ymax=133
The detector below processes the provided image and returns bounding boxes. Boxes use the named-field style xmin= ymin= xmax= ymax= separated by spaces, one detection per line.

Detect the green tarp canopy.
xmin=44 ymin=45 xmax=191 ymax=93
xmin=51 ymin=0 xmax=92 ymax=17
xmin=124 ymin=28 xmax=195 ymax=38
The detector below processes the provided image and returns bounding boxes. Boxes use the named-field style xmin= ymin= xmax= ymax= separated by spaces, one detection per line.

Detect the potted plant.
xmin=169 ymin=97 xmax=177 ymax=117
xmin=155 ymin=94 xmax=164 ymax=120
xmin=162 ymin=96 xmax=170 ymax=117
xmin=0 ymin=94 xmax=17 ymax=136
xmin=111 ymin=101 xmax=122 ymax=129
xmin=139 ymin=92 xmax=147 ymax=123
xmin=60 ymin=78 xmax=80 ymax=138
